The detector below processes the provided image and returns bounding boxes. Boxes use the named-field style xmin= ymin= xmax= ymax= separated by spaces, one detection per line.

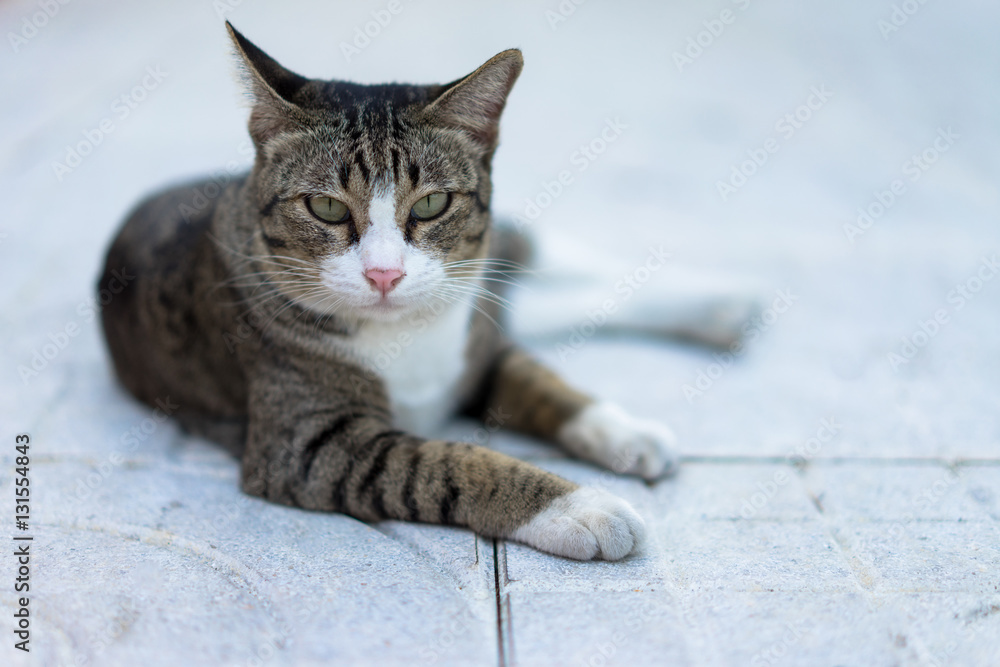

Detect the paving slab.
xmin=800 ymin=462 xmax=994 ymax=523
xmin=695 ymin=591 xmax=899 ymax=667
xmin=13 ymin=458 xmax=501 ymax=667
xmin=875 ymin=593 xmax=1000 ymax=667
xmin=506 ymin=591 xmax=691 ymax=667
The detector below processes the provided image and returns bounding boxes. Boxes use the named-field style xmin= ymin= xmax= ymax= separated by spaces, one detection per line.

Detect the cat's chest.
xmin=342 ymin=302 xmax=473 ymax=436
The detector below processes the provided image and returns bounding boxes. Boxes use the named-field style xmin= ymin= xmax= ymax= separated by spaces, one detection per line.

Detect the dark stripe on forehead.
xmin=343 ymin=106 xmax=359 ymax=135
xmin=362 ymin=100 xmax=393 ymax=145
xmin=355 ymin=150 xmax=370 ymax=184
xmin=408 ymin=163 xmax=420 ymax=188
xmin=390 ymin=112 xmax=407 ymax=142
xmin=337 ymin=162 xmax=350 ymax=189
xmin=390 ymin=148 xmax=400 ymax=181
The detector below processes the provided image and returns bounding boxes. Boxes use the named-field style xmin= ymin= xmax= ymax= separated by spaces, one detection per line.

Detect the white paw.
xmin=558 ymin=402 xmax=679 ymax=480
xmin=509 ymin=488 xmax=645 ymax=560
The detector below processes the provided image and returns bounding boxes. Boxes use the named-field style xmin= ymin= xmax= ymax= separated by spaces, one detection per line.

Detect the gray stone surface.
xmin=2 ymin=0 xmax=999 ymax=665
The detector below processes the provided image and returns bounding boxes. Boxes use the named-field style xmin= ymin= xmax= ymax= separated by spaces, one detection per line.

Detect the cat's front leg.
xmin=241 ymin=360 xmax=645 ymax=560
xmin=470 ymin=348 xmax=679 ymax=480
xmin=557 ymin=402 xmax=679 ymax=480
xmin=244 ymin=431 xmax=645 ymax=561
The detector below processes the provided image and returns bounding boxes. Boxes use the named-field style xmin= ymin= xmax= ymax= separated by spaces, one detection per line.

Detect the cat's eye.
xmin=410 ymin=192 xmax=451 ymax=221
xmin=306 ymin=196 xmax=351 ymax=223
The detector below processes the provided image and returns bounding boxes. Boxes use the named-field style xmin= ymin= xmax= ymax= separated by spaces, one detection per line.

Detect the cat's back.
xmin=109 ymin=176 xmax=244 ymax=256
xmin=101 ymin=175 xmax=250 ymax=421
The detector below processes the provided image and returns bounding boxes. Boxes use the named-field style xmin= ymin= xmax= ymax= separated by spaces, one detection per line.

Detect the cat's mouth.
xmin=353 ymin=289 xmax=427 ymax=322
xmin=367 ymin=293 xmax=405 ymax=312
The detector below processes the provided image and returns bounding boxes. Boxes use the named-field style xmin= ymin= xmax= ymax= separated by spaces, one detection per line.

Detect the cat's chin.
xmin=339 ymin=298 xmax=434 ymax=325
xmin=357 ymin=302 xmax=412 ymax=323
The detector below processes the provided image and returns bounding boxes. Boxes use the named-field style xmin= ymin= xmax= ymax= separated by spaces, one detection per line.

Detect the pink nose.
xmin=364 ymin=268 xmax=404 ymax=296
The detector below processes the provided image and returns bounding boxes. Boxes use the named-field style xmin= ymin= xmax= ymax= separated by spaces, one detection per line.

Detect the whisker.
xmin=433 ymin=279 xmax=515 ymax=308
xmin=442 ymin=258 xmax=527 ymax=268
xmin=433 ymin=289 xmax=504 ymax=332
xmin=442 ymin=258 xmax=534 ymax=270
xmin=434 ymin=283 xmax=513 ymax=317
xmin=444 ymin=273 xmax=528 ymax=292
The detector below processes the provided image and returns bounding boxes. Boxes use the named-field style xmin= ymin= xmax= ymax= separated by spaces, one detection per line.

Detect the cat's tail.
xmin=490 ymin=221 xmax=765 ymax=348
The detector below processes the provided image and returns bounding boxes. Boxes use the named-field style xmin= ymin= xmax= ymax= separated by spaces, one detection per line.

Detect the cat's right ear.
xmin=226 ymin=22 xmax=311 ymax=147
xmin=421 ymin=49 xmax=524 ymax=151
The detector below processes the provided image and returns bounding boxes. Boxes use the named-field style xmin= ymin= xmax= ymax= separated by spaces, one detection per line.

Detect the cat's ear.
xmin=226 ymin=22 xmax=311 ymax=147
xmin=422 ymin=49 xmax=523 ymax=150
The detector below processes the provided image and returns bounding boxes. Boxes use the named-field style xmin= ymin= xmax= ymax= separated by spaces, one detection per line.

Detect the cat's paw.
xmin=509 ymin=487 xmax=645 ymax=560
xmin=558 ymin=402 xmax=679 ymax=480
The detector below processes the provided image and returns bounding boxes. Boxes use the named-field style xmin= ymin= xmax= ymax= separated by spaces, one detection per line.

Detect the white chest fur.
xmin=342 ymin=300 xmax=473 ymax=437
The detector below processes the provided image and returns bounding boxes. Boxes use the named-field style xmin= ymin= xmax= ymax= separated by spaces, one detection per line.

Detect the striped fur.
xmin=99 ymin=23 xmax=675 ymax=560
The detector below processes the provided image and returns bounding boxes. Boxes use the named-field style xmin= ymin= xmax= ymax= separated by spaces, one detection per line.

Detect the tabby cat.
xmin=99 ymin=23 xmax=678 ymax=560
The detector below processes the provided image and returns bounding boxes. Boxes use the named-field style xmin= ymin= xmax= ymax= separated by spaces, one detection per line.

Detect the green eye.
xmin=307 ymin=196 xmax=351 ymax=223
xmin=410 ymin=192 xmax=450 ymax=221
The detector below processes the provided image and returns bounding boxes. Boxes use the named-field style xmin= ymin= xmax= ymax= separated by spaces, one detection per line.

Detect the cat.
xmin=99 ymin=22 xmax=683 ymax=561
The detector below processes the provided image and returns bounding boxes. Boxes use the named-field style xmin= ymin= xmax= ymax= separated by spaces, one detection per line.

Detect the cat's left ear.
xmin=226 ymin=22 xmax=311 ymax=147
xmin=422 ymin=49 xmax=523 ymax=150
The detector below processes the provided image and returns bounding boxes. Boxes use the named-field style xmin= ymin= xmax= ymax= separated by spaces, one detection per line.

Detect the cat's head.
xmin=226 ymin=23 xmax=521 ymax=324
